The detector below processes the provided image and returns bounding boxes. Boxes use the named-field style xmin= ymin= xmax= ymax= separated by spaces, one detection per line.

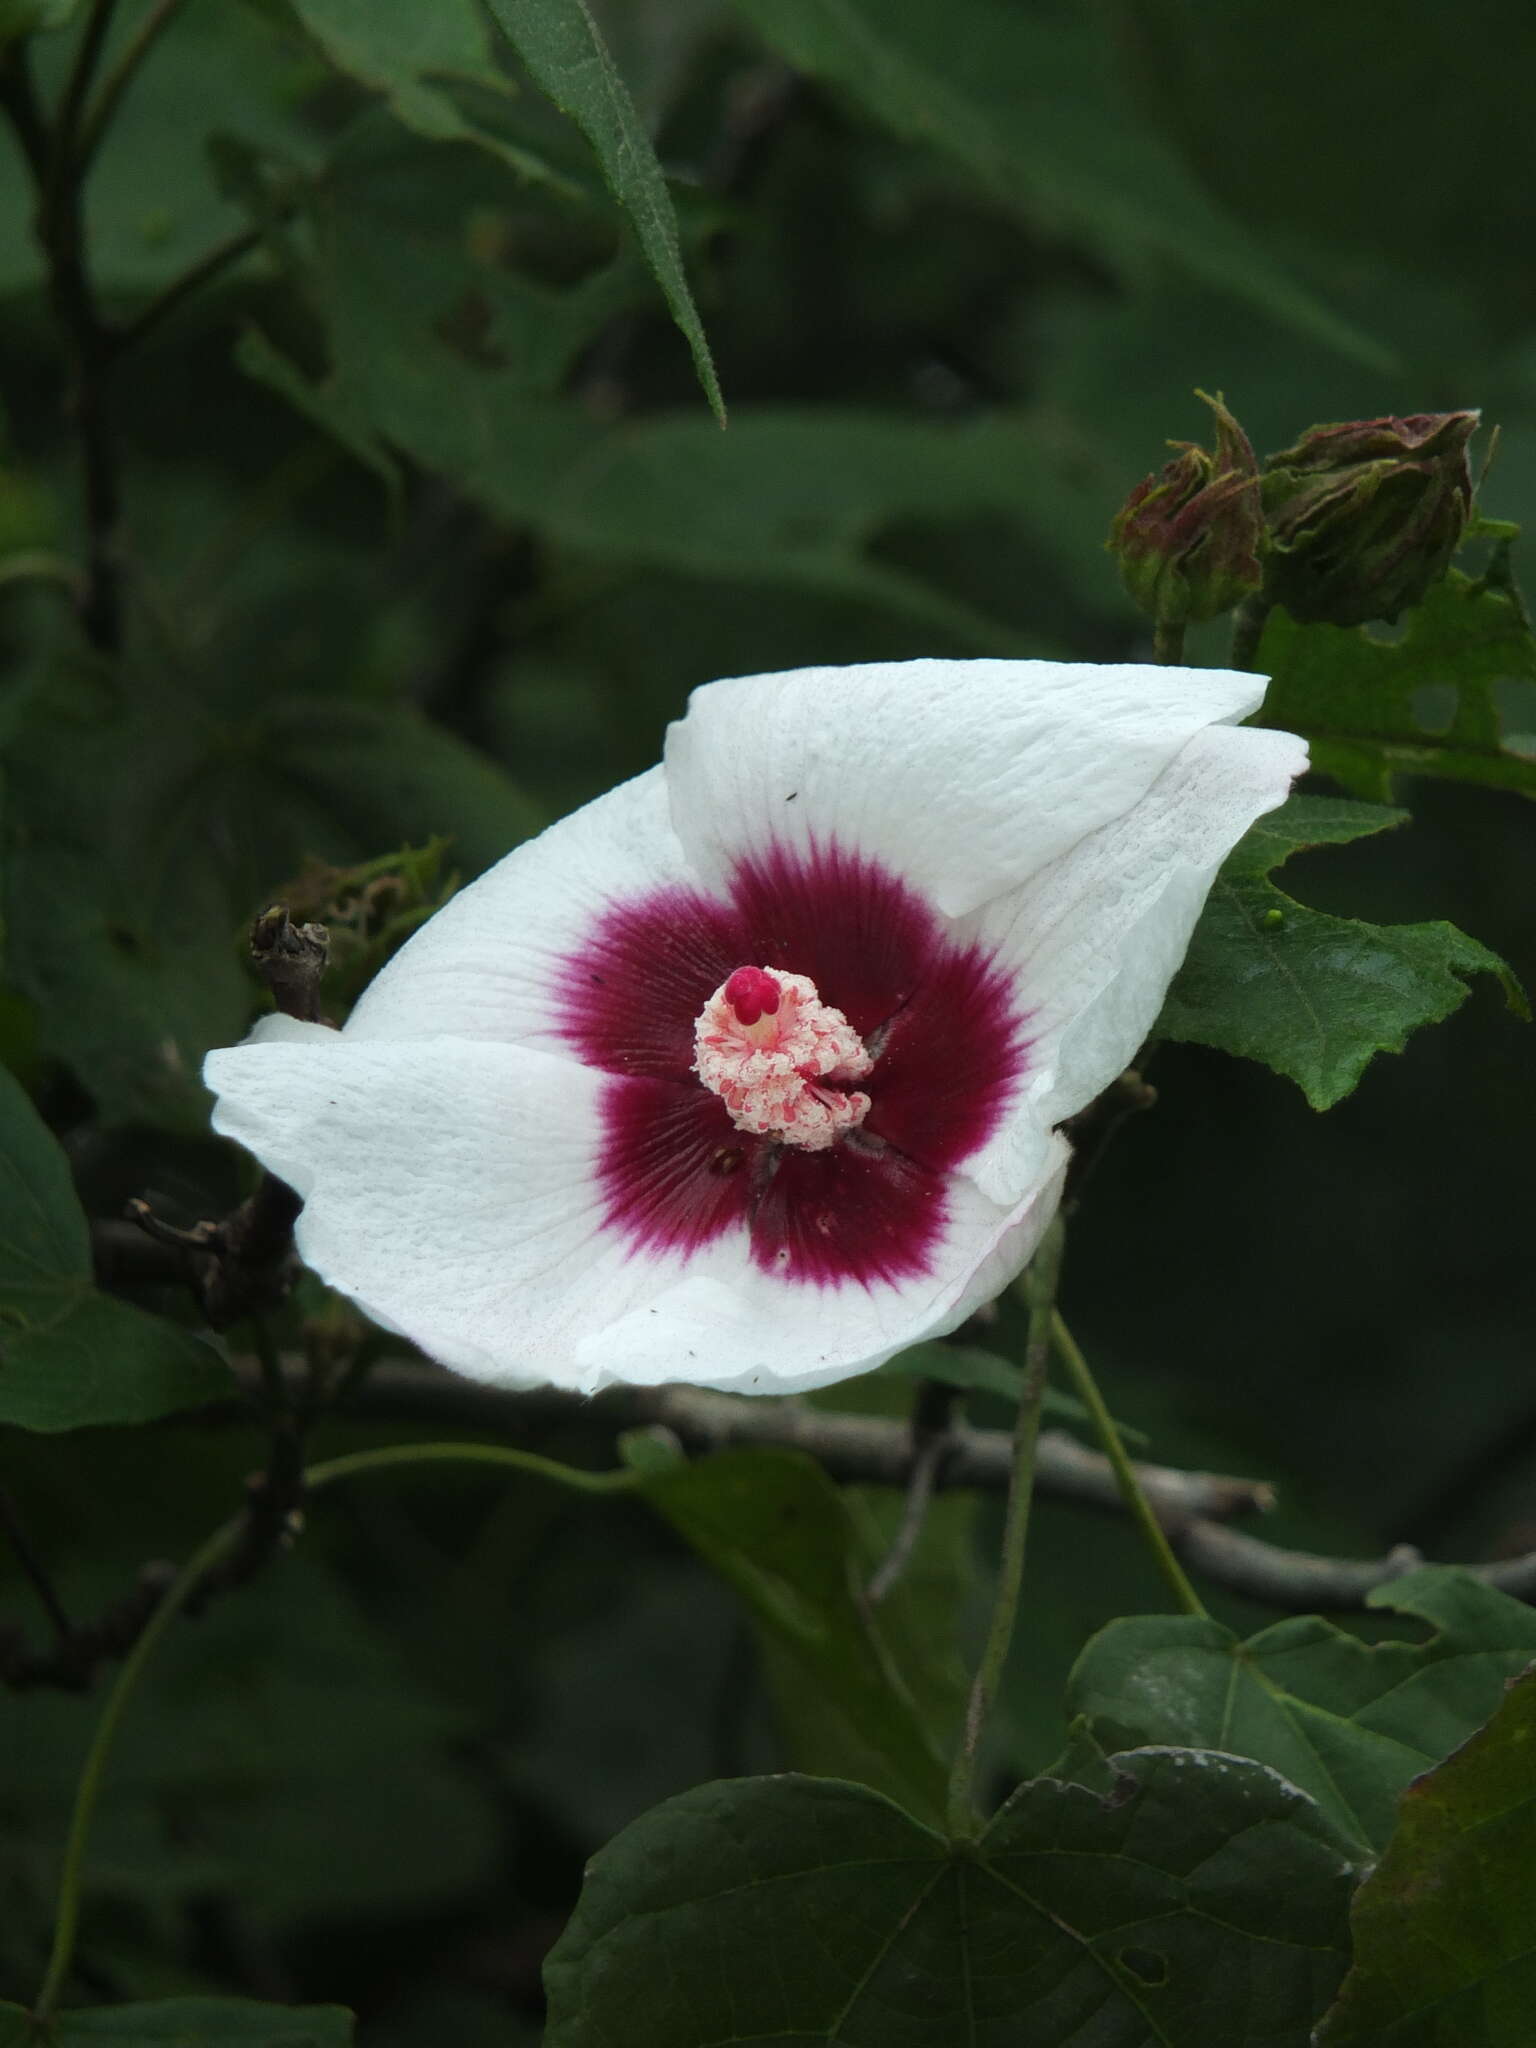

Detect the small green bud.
xmin=1107 ymin=391 xmax=1264 ymax=626
xmin=1260 ymin=410 xmax=1478 ymax=628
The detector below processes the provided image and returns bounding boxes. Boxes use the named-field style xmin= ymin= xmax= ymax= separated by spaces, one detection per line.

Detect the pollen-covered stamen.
xmin=693 ymin=966 xmax=873 ymax=1152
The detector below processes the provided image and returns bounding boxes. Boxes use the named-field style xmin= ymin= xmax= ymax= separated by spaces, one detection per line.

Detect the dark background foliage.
xmin=1 ymin=1 xmax=1533 ymax=2039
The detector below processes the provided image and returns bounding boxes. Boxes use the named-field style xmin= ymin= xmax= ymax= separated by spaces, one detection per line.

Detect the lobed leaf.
xmin=1159 ymin=795 xmax=1521 ymax=1108
xmin=0 ymin=1066 xmax=230 ymax=1430
xmin=1068 ymin=1567 xmax=1536 ymax=1859
xmin=543 ymin=1748 xmax=1356 ymax=2045
xmin=1316 ymin=1666 xmax=1536 ymax=2045
xmin=1258 ymin=566 xmax=1536 ymax=803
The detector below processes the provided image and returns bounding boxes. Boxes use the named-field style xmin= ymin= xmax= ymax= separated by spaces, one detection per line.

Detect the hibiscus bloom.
xmin=205 ymin=660 xmax=1303 ymax=1396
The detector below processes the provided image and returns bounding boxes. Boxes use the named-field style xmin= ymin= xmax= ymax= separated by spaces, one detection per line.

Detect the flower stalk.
xmin=945 ymin=1215 xmax=1065 ymax=1839
xmin=1050 ymin=1310 xmax=1207 ymax=1619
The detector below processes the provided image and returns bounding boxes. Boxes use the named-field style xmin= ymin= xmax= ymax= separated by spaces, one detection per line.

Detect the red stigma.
xmin=724 ymin=966 xmax=781 ymax=1026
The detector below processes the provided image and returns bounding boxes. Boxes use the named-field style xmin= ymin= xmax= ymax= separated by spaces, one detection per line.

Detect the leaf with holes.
xmin=1259 ymin=565 xmax=1536 ymax=802
xmin=1158 ymin=795 xmax=1522 ymax=1107
xmin=1316 ymin=1666 xmax=1536 ymax=2045
xmin=543 ymin=1749 xmax=1357 ymax=2045
xmin=0 ymin=1066 xmax=230 ymax=1430
xmin=1067 ymin=1567 xmax=1536 ymax=1859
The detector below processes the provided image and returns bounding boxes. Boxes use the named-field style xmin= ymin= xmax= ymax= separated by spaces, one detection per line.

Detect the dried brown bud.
xmin=1107 ymin=391 xmax=1264 ymax=626
xmin=1260 ymin=410 xmax=1478 ymax=627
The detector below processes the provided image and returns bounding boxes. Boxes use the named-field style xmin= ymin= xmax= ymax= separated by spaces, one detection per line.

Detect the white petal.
xmin=207 ymin=1032 xmax=641 ymax=1384
xmin=340 ymin=768 xmax=687 ymax=1052
xmin=578 ymin=1136 xmax=1071 ymax=1397
xmin=663 ymin=658 xmax=1269 ymax=918
xmin=959 ymin=721 xmax=1306 ymax=1205
xmin=203 ymin=1028 xmax=1069 ymax=1396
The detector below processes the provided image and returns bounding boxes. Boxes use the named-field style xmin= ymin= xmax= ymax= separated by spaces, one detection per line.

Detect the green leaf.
xmin=486 ymin=0 xmax=725 ymax=421
xmin=1159 ymin=795 xmax=1521 ymax=1108
xmin=0 ymin=1065 xmax=230 ymax=1430
xmin=234 ymin=117 xmax=644 ymax=485
xmin=1259 ymin=566 xmax=1536 ymax=802
xmin=1 ymin=599 xmax=542 ymax=1125
xmin=879 ymin=1339 xmax=1150 ymax=1444
xmin=0 ymin=0 xmax=80 ymax=52
xmin=0 ymin=1996 xmax=354 ymax=2042
xmin=639 ymin=1448 xmax=954 ymax=1825
xmin=727 ymin=0 xmax=1391 ymax=369
xmin=288 ymin=0 xmax=559 ymax=186
xmin=1316 ymin=1667 xmax=1536 ymax=2046
xmin=361 ymin=401 xmax=1082 ymax=651
xmin=543 ymin=1750 xmax=1356 ymax=2045
xmin=1067 ymin=1567 xmax=1536 ymax=1859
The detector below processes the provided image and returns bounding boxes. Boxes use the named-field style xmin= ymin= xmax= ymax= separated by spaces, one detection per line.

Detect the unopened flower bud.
xmin=1260 ymin=410 xmax=1478 ymax=628
xmin=1107 ymin=391 xmax=1263 ymax=626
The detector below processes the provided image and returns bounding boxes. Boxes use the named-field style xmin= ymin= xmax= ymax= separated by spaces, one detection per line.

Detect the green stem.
xmin=74 ymin=0 xmax=186 ymax=175
xmin=114 ymin=223 xmax=262 ymax=352
xmin=945 ymin=1218 xmax=1064 ymax=1839
xmin=34 ymin=1439 xmax=638 ymax=2016
xmin=33 ymin=1515 xmax=240 ymax=2019
xmin=249 ymin=1318 xmax=287 ymax=1414
xmin=303 ymin=1441 xmax=641 ymax=1498
xmin=1229 ymin=593 xmax=1272 ymax=672
xmin=45 ymin=0 xmax=118 ymax=201
xmin=1050 ymin=1311 xmax=1207 ymax=1619
xmin=1152 ymin=620 xmax=1186 ymax=665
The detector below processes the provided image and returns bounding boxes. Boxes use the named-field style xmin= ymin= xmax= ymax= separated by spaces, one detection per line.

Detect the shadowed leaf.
xmin=1316 ymin=1666 xmax=1536 ymax=2045
xmin=544 ymin=1748 xmax=1356 ymax=2045
xmin=1069 ymin=1567 xmax=1536 ymax=1858
xmin=1160 ymin=795 xmax=1521 ymax=1107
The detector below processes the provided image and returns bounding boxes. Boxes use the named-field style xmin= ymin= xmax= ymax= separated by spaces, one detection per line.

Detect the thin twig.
xmin=0 ymin=44 xmax=51 ymax=181
xmin=0 ymin=1487 xmax=73 ymax=1640
xmin=73 ymin=0 xmax=186 ymax=175
xmin=44 ymin=0 xmax=119 ymax=198
xmin=3 ymin=28 xmax=121 ymax=648
xmin=113 ymin=223 xmax=263 ymax=353
xmin=866 ymin=1381 xmax=957 ymax=1605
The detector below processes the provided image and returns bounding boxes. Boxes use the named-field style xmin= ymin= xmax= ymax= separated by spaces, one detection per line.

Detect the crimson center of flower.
xmin=692 ymin=965 xmax=874 ymax=1153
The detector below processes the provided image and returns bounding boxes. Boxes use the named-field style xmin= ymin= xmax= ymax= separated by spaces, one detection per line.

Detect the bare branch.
xmin=218 ymin=1354 xmax=1274 ymax=1523
xmin=222 ymin=1357 xmax=1536 ymax=1613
